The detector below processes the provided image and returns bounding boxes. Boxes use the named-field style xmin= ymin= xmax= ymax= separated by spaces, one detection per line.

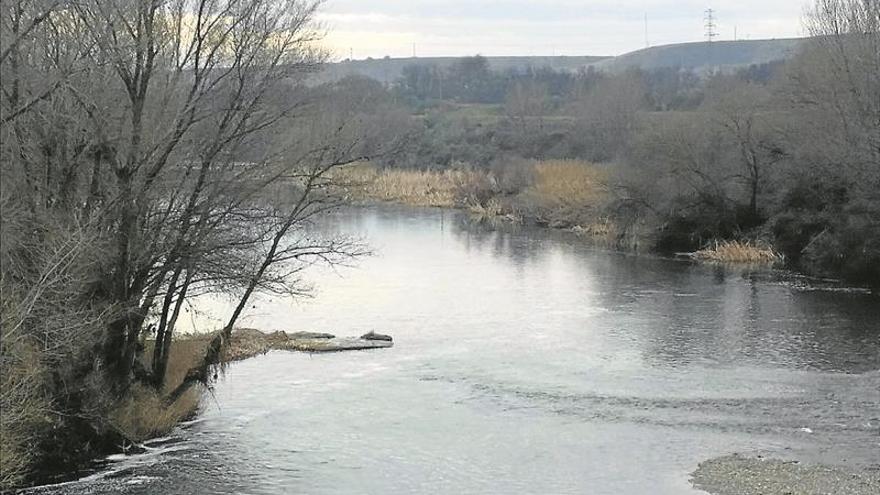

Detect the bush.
xmin=694 ymin=240 xmax=781 ymax=264
xmin=770 ymin=177 xmax=880 ymax=284
xmin=488 ymin=157 xmax=535 ymax=195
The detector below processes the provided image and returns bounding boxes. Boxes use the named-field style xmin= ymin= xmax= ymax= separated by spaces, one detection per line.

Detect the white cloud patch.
xmin=317 ymin=0 xmax=807 ymax=58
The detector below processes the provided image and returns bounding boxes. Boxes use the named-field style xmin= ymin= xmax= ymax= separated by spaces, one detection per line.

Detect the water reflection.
xmin=33 ymin=205 xmax=879 ymax=495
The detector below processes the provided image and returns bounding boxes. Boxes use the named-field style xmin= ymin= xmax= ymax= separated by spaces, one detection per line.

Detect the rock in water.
xmin=361 ymin=331 xmax=393 ymax=341
xmin=286 ymin=337 xmax=393 ymax=352
xmin=288 ymin=331 xmax=335 ymax=339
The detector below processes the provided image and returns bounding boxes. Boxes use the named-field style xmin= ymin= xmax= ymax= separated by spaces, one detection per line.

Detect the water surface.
xmin=28 ymin=206 xmax=880 ymax=495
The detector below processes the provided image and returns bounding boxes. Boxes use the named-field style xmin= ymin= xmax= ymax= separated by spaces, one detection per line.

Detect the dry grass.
xmin=527 ymin=160 xmax=607 ymax=208
xmin=337 ymin=161 xmax=613 ymax=232
xmin=694 ymin=240 xmax=782 ymax=264
xmin=516 ymin=160 xmax=608 ymax=228
xmin=109 ymin=328 xmax=298 ymax=443
xmin=109 ymin=337 xmax=210 ymax=442
xmin=337 ymin=163 xmax=488 ymax=207
xmin=109 ymin=385 xmax=201 ymax=442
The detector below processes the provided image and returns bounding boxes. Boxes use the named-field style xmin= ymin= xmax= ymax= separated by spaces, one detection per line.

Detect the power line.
xmin=704 ymin=8 xmax=718 ymax=42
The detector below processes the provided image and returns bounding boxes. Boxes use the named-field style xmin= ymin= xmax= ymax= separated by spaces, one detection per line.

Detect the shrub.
xmin=694 ymin=240 xmax=782 ymax=264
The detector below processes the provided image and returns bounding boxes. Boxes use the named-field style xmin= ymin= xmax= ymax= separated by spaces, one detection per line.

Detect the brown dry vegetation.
xmin=519 ymin=160 xmax=608 ymax=228
xmin=107 ymin=329 xmax=299 ymax=444
xmin=0 ymin=336 xmax=208 ymax=487
xmin=529 ymin=160 xmax=608 ymax=207
xmin=109 ymin=338 xmax=209 ymax=442
xmin=694 ymin=240 xmax=782 ymax=264
xmin=338 ymin=164 xmax=489 ymax=207
xmin=342 ymin=160 xmax=612 ymax=234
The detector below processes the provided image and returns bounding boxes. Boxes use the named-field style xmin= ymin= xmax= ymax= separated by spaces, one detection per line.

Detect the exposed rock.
xmin=288 ymin=331 xmax=335 ymax=339
xmin=360 ymin=331 xmax=393 ymax=341
xmin=225 ymin=328 xmax=392 ymax=357
xmin=285 ymin=337 xmax=393 ymax=352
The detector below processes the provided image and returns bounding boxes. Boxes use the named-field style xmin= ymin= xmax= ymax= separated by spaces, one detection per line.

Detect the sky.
xmin=315 ymin=0 xmax=808 ymax=60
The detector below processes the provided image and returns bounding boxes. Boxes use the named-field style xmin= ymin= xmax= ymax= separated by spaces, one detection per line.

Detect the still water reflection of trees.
xmin=443 ymin=208 xmax=878 ymax=373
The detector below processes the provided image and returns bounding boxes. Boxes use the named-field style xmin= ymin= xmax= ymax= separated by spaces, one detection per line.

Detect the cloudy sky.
xmin=316 ymin=1 xmax=808 ymax=60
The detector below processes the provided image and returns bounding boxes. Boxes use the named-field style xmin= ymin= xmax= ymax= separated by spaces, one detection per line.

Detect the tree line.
xmin=363 ymin=0 xmax=879 ymax=284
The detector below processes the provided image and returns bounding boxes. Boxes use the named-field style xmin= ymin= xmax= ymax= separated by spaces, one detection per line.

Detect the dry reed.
xmin=694 ymin=240 xmax=782 ymax=264
xmin=528 ymin=160 xmax=607 ymax=208
xmin=338 ymin=164 xmax=486 ymax=207
xmin=109 ymin=337 xmax=210 ymax=441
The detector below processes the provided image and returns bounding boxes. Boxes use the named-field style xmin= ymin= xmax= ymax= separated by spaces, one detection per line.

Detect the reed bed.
xmin=338 ymin=164 xmax=487 ymax=207
xmin=528 ymin=160 xmax=607 ymax=208
xmin=338 ymin=161 xmax=612 ymax=232
xmin=694 ymin=240 xmax=782 ymax=264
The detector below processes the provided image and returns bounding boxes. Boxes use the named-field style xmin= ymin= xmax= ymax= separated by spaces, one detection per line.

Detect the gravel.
xmin=691 ymin=454 xmax=880 ymax=495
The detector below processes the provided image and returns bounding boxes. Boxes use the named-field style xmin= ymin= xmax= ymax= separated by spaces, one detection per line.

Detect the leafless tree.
xmin=1 ymin=1 xmax=395 ymax=456
xmin=704 ymin=79 xmax=787 ymax=219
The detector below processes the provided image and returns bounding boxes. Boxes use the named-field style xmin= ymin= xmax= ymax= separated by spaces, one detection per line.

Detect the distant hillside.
xmin=314 ymin=56 xmax=610 ymax=84
xmin=313 ymin=38 xmax=808 ymax=85
xmin=594 ymin=38 xmax=806 ymax=73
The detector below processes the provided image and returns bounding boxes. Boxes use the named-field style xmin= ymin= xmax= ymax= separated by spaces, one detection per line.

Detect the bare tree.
xmin=572 ymin=70 xmax=647 ymax=162
xmin=1 ymin=4 xmax=397 ymax=478
xmin=505 ymin=79 xmax=550 ymax=133
xmin=796 ymin=0 xmax=880 ymax=180
xmin=704 ymin=79 xmax=787 ymax=220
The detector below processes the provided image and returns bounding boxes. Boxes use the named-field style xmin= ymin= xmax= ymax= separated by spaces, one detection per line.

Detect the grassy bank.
xmin=339 ymin=161 xmax=617 ymax=240
xmin=0 ymin=328 xmax=390 ymax=489
xmin=0 ymin=338 xmax=207 ymax=489
xmin=339 ymin=164 xmax=488 ymax=207
xmin=106 ymin=329 xmax=327 ymax=446
xmin=338 ymin=163 xmax=798 ymax=264
xmin=108 ymin=339 xmax=209 ymax=443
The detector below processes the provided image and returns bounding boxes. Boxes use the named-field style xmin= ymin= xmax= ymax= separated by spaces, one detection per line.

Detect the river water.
xmin=26 ymin=206 xmax=880 ymax=494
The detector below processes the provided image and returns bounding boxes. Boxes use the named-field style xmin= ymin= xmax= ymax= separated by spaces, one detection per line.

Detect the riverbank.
xmin=337 ymin=163 xmax=795 ymax=266
xmin=691 ymin=454 xmax=880 ymax=495
xmin=338 ymin=161 xmax=629 ymax=246
xmin=3 ymin=329 xmax=392 ymax=491
xmin=337 ymin=163 xmax=880 ymax=286
xmin=9 ymin=205 xmax=879 ymax=495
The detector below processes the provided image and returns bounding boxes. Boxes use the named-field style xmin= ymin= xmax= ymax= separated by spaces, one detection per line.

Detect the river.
xmin=25 ymin=205 xmax=880 ymax=494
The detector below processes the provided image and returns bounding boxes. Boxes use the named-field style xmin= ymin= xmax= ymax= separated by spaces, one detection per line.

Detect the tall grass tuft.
xmin=337 ymin=164 xmax=490 ymax=208
xmin=694 ymin=240 xmax=782 ymax=264
xmin=109 ymin=338 xmax=209 ymax=442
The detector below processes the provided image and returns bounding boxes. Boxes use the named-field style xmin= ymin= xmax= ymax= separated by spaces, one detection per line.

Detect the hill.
xmin=593 ymin=38 xmax=806 ymax=73
xmin=314 ymin=38 xmax=808 ymax=84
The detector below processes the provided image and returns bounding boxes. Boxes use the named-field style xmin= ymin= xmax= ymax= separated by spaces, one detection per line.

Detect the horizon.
xmin=317 ymin=0 xmax=807 ymax=61
xmin=331 ymin=35 xmax=810 ymax=63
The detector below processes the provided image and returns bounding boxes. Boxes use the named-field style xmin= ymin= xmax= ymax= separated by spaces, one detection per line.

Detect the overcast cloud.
xmin=316 ymin=0 xmax=808 ymax=60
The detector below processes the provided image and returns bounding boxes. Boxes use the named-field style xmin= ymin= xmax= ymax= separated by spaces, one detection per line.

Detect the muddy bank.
xmin=691 ymin=454 xmax=880 ymax=495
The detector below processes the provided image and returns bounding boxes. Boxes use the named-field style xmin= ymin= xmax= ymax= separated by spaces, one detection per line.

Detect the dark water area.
xmin=23 ymin=205 xmax=880 ymax=494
